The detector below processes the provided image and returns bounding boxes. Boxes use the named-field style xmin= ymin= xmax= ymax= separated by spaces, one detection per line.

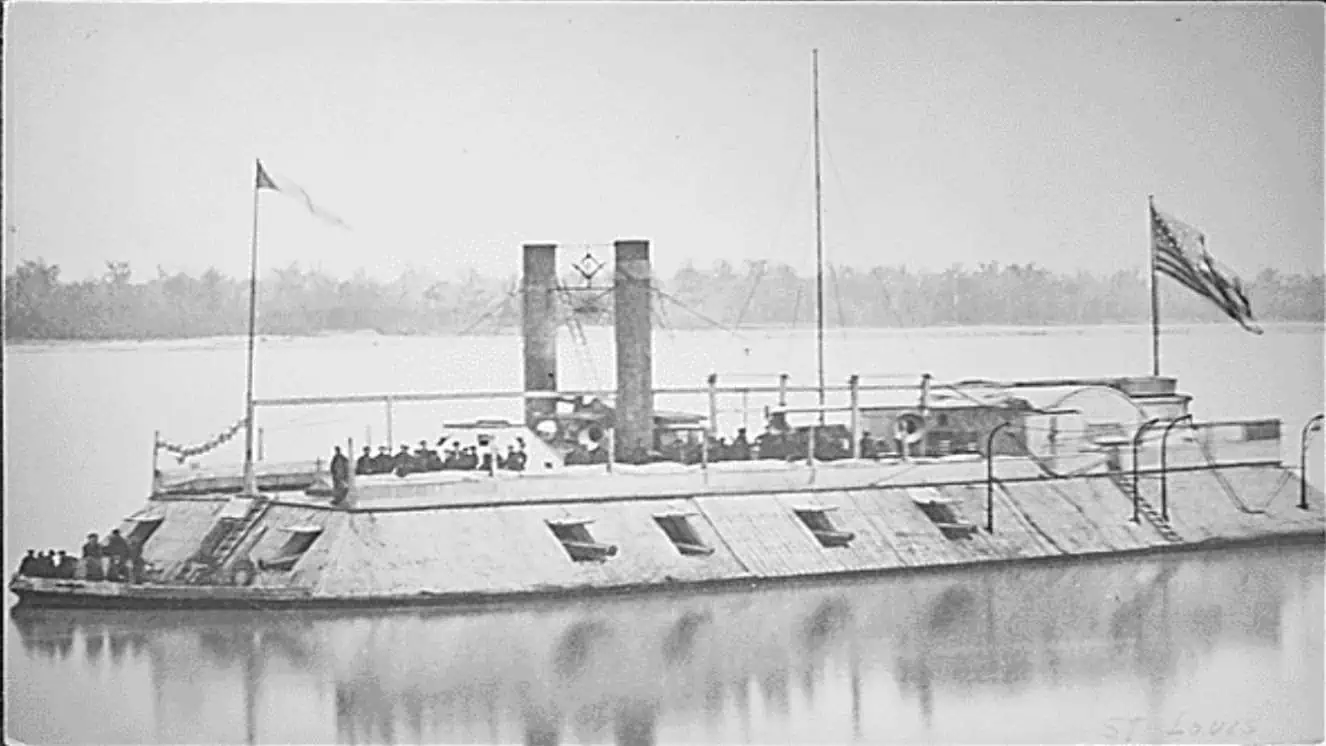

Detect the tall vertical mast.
xmin=1148 ymin=194 xmax=1160 ymax=376
xmin=242 ymin=161 xmax=263 ymax=496
xmin=812 ymin=49 xmax=827 ymax=425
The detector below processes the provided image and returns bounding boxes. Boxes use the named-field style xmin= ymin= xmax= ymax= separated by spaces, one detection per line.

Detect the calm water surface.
xmin=4 ymin=324 xmax=1324 ymax=743
xmin=6 ymin=546 xmax=1324 ymax=744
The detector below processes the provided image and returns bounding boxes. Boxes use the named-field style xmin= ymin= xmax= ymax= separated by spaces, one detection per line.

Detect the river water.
xmin=4 ymin=323 xmax=1324 ymax=743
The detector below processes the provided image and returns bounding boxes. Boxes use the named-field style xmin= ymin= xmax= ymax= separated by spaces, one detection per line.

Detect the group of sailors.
xmin=320 ymin=421 xmax=891 ymax=492
xmin=328 ymin=436 xmax=532 ymax=491
xmin=656 ymin=425 xmax=875 ymax=465
xmin=17 ymin=529 xmax=145 ymax=583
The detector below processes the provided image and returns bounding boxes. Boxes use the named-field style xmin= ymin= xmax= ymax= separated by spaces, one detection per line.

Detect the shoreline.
xmin=5 ymin=320 xmax=1323 ymax=348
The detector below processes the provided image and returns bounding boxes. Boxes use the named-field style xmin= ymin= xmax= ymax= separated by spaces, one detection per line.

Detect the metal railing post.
xmin=707 ymin=373 xmax=719 ymax=440
xmin=1301 ymin=414 xmax=1324 ymax=510
xmin=808 ymin=424 xmax=817 ymax=482
xmin=741 ymin=389 xmax=750 ymax=432
xmin=849 ymin=374 xmax=861 ymax=460
xmin=151 ymin=430 xmax=161 ymax=495
xmin=986 ymin=421 xmax=1014 ymax=532
xmin=700 ymin=432 xmax=709 ymax=485
xmin=1131 ymin=418 xmax=1161 ymax=523
xmin=1160 ymin=414 xmax=1193 ymax=522
xmin=345 ymin=436 xmax=355 ymax=503
xmin=778 ymin=373 xmax=789 ymax=408
xmin=385 ymin=396 xmax=395 ymax=451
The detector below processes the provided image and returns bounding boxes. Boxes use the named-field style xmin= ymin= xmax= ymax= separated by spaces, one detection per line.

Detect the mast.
xmin=1148 ymin=194 xmax=1159 ymax=376
xmin=812 ymin=49 xmax=826 ymax=425
xmin=242 ymin=161 xmax=263 ymax=496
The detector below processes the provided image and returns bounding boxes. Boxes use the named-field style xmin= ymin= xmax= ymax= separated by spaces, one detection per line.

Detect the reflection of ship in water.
xmin=9 ymin=545 xmax=1321 ymax=745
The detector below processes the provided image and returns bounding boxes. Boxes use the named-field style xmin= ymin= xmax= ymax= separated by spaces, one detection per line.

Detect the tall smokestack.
xmin=614 ymin=239 xmax=655 ymax=462
xmin=522 ymin=243 xmax=558 ymax=429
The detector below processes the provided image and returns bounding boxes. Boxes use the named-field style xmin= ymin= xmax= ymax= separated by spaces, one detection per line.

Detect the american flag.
xmin=1150 ymin=203 xmax=1261 ymax=334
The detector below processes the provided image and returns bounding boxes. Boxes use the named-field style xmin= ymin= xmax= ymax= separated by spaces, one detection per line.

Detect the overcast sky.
xmin=5 ymin=2 xmax=1322 ymax=283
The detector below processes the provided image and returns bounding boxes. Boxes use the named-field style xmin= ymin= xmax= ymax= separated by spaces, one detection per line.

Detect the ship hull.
xmin=14 ymin=431 xmax=1325 ymax=613
xmin=11 ymin=529 xmax=1322 ymax=611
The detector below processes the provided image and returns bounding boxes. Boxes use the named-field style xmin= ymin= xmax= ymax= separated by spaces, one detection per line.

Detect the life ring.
xmin=534 ymin=419 xmax=560 ymax=442
xmin=580 ymin=424 xmax=604 ymax=450
xmin=895 ymin=413 xmax=927 ymax=445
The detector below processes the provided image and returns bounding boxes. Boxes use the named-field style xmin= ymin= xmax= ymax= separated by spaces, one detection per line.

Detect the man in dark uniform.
xmin=372 ymin=445 xmax=392 ymax=474
xmin=104 ymin=529 xmax=131 ymax=581
xmin=18 ymin=549 xmax=38 ymax=577
xmin=33 ymin=551 xmax=51 ymax=578
xmin=731 ymin=428 xmax=751 ymax=460
xmin=355 ymin=446 xmax=374 ymax=476
xmin=330 ymin=446 xmax=350 ymax=501
xmin=860 ymin=430 xmax=878 ymax=459
xmin=82 ymin=533 xmax=104 ymax=581
xmin=416 ymin=440 xmax=441 ymax=471
xmin=393 ymin=444 xmax=413 ymax=475
xmin=442 ymin=441 xmax=461 ymax=470
xmin=56 ymin=550 xmax=77 ymax=579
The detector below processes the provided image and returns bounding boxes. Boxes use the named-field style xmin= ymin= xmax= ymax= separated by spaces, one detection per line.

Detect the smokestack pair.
xmin=522 ymin=240 xmax=654 ymax=462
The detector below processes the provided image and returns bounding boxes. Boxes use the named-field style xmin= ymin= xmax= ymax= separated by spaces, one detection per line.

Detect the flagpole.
xmin=1148 ymin=194 xmax=1160 ymax=377
xmin=242 ymin=161 xmax=262 ymax=496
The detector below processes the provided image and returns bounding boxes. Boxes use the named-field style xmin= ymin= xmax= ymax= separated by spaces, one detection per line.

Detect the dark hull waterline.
xmin=12 ymin=531 xmax=1322 ymax=612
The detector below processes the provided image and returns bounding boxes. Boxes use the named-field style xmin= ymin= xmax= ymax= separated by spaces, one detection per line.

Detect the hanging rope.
xmin=157 ymin=416 xmax=246 ymax=463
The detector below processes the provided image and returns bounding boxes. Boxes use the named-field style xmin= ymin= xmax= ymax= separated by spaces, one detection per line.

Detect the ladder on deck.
xmin=1112 ymin=475 xmax=1183 ymax=544
xmin=177 ymin=497 xmax=271 ymax=583
xmin=211 ymin=499 xmax=269 ymax=564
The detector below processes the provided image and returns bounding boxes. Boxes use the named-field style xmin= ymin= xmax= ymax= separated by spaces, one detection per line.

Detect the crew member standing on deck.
xmin=18 ymin=550 xmax=38 ymax=577
xmin=56 ymin=550 xmax=77 ymax=579
xmin=82 ymin=533 xmax=104 ymax=581
xmin=330 ymin=446 xmax=350 ymax=502
xmin=731 ymin=428 xmax=751 ymax=460
xmin=355 ymin=446 xmax=374 ymax=476
xmin=104 ymin=529 xmax=130 ymax=581
xmin=393 ymin=444 xmax=413 ymax=475
xmin=372 ymin=445 xmax=392 ymax=474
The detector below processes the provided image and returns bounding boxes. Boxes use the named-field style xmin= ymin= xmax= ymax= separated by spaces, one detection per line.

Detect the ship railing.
xmin=1122 ymin=418 xmax=1283 ymax=471
xmin=169 ymin=377 xmax=1285 ymax=475
xmin=250 ymin=381 xmax=922 ymax=408
xmin=1300 ymin=414 xmax=1324 ymax=510
xmin=247 ymin=377 xmax=923 ymax=461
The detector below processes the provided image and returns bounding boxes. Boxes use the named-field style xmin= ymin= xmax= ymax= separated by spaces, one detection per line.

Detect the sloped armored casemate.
xmin=9 ymin=235 xmax=1325 ymax=610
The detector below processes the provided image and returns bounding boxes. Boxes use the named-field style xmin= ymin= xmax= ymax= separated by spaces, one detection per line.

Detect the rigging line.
xmin=823 ymin=126 xmax=925 ymax=367
xmin=456 ymin=287 xmax=520 ymax=336
xmin=732 ymin=260 xmax=769 ymax=330
xmin=579 ymin=326 xmax=602 ymax=392
xmin=828 ymin=261 xmax=849 ymax=331
xmin=650 ymin=286 xmax=750 ymax=341
xmin=763 ymin=133 xmax=815 ymax=271
xmin=561 ymin=312 xmax=598 ymax=390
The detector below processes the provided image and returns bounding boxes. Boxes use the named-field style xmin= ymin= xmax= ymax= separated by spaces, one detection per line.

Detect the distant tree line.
xmin=4 ymin=258 xmax=1323 ymax=341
